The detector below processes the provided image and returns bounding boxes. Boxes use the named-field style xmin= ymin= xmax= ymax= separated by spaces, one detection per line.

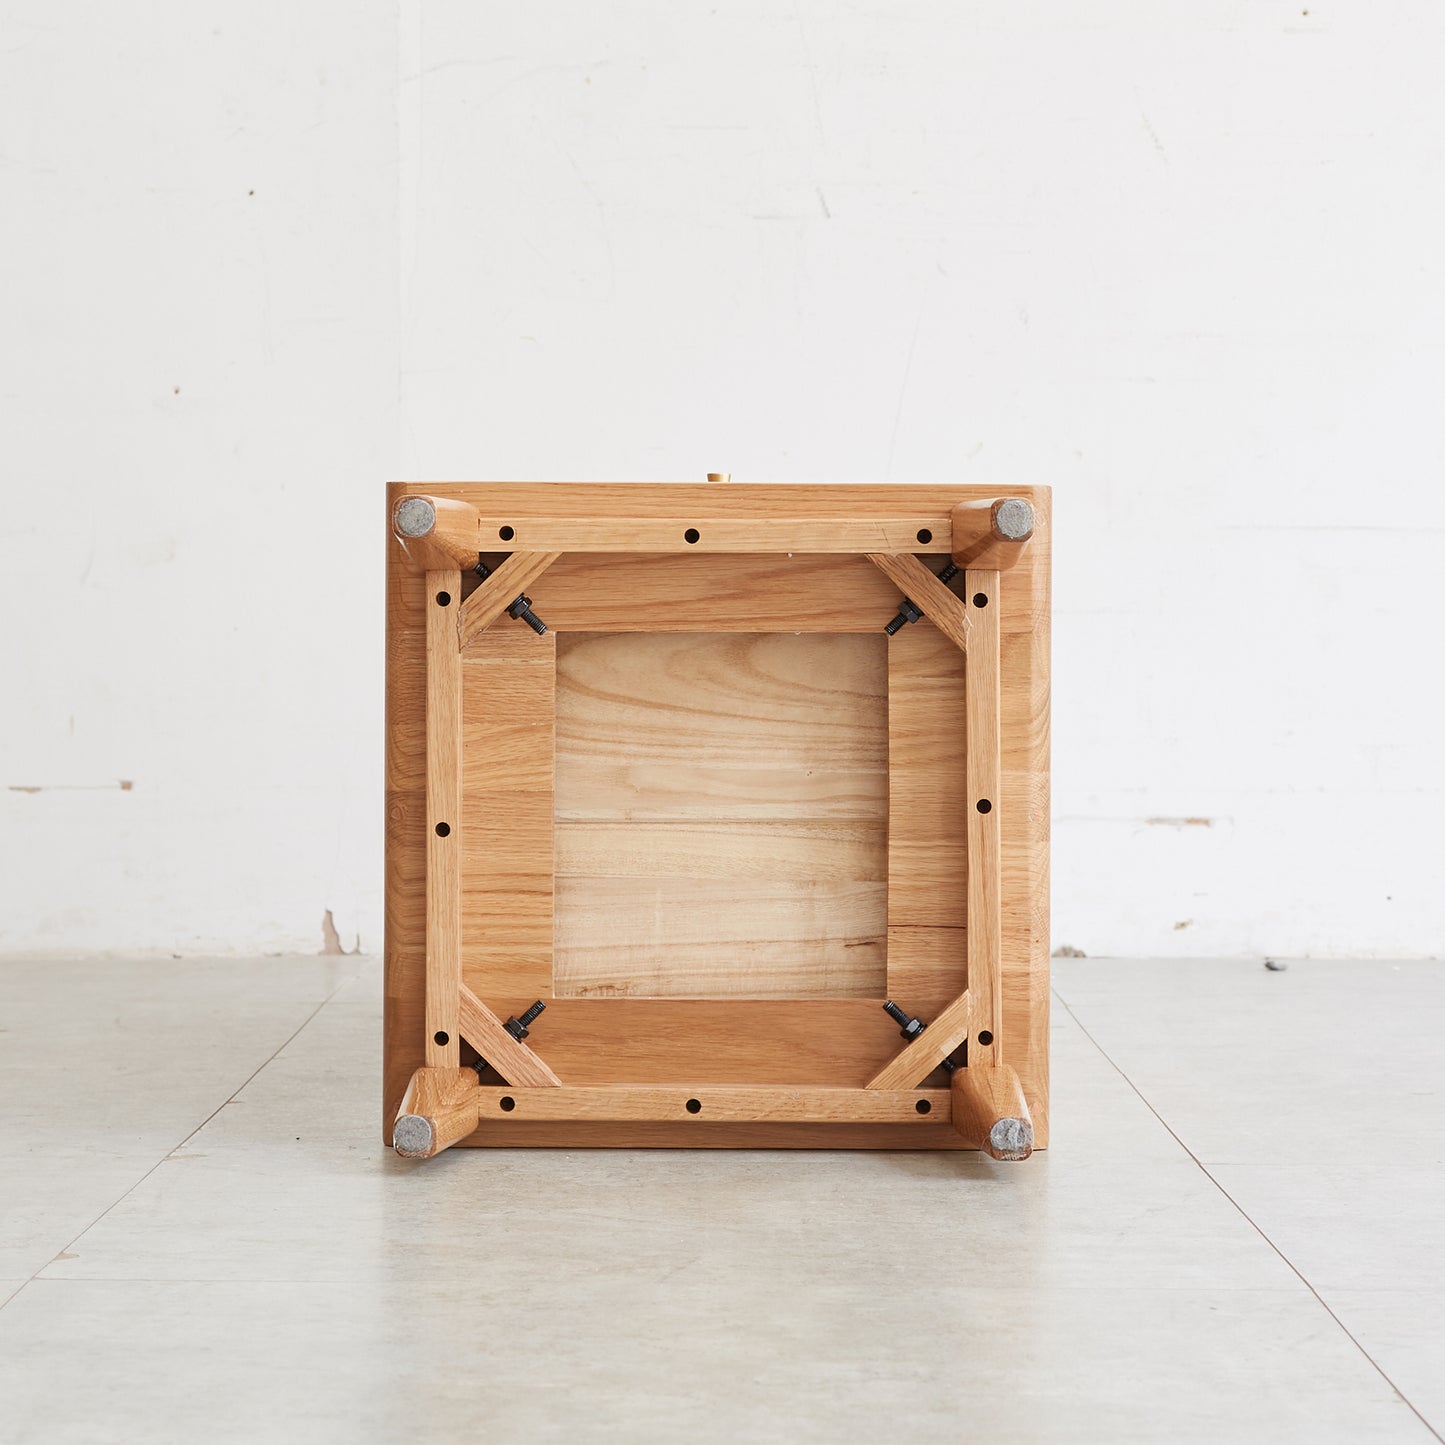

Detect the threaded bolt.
xmin=506 ymin=594 xmax=548 ymax=635
xmin=504 ymin=999 xmax=547 ymax=1041
xmin=882 ymin=1000 xmax=926 ymax=1040
xmin=937 ymin=562 xmax=960 ymax=585
xmin=884 ymin=598 xmax=923 ymax=635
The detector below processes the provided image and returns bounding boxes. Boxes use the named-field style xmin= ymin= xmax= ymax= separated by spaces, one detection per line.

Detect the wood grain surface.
xmin=885 ymin=623 xmax=968 ymax=1020
xmin=553 ymin=631 xmax=887 ymax=997
xmin=459 ymin=636 xmax=555 ymax=1000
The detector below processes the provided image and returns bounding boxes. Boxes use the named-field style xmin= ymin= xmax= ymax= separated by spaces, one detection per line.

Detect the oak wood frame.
xmin=385 ymin=483 xmax=1050 ymax=1155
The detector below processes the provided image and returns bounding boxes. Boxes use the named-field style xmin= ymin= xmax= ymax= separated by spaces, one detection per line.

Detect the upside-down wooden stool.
xmin=385 ymin=481 xmax=1050 ymax=1159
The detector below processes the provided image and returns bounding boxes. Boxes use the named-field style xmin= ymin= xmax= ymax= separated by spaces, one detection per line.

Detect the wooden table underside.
xmin=385 ymin=483 xmax=1050 ymax=1153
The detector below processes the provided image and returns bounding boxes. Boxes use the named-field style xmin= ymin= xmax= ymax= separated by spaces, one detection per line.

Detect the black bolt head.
xmin=884 ymin=598 xmax=925 ymax=635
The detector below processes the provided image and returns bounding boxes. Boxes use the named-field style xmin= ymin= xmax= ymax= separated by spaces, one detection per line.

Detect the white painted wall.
xmin=4 ymin=3 xmax=1442 ymax=958
xmin=0 ymin=4 xmax=396 ymax=954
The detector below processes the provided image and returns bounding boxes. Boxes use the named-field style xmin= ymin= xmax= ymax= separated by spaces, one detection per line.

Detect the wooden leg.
xmin=951 ymin=1064 xmax=1033 ymax=1160
xmin=392 ymin=1066 xmax=481 ymax=1159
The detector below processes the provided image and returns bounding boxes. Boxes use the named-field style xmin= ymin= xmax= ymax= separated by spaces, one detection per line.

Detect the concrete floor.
xmin=0 ymin=957 xmax=1441 ymax=1443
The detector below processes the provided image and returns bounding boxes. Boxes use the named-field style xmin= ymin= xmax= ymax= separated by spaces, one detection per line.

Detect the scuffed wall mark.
xmin=320 ymin=909 xmax=361 ymax=956
xmin=1145 ymin=816 xmax=1212 ymax=827
xmin=1135 ymin=92 xmax=1170 ymax=164
xmin=1174 ymin=919 xmax=1194 ymax=931
xmin=8 ymin=780 xmax=135 ymax=792
xmin=1052 ymin=944 xmax=1087 ymax=958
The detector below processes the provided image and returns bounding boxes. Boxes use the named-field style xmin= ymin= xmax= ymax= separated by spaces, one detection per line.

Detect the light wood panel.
xmin=383 ymin=515 xmax=428 ymax=1140
xmin=556 ymin=820 xmax=884 ymax=881
xmin=475 ymin=998 xmax=905 ymax=1086
xmin=996 ymin=489 xmax=1052 ymax=1139
xmin=517 ymin=552 xmax=902 ymax=632
xmin=553 ymin=631 xmax=888 ymax=998
xmin=885 ymin=925 xmax=966 ymax=1020
xmin=424 ymin=571 xmax=462 ymax=1069
xmin=390 ymin=482 xmax=1013 ymax=522
xmin=554 ymin=878 xmax=886 ymax=998
xmin=886 ymin=624 xmax=967 ymax=931
xmin=554 ymin=632 xmax=887 ymax=821
xmin=459 ymin=635 xmax=555 ymax=1001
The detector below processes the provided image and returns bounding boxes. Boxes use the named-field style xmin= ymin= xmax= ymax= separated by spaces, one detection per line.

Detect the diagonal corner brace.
xmin=458 ymin=551 xmax=563 ymax=649
xmin=867 ymin=991 xmax=973 ymax=1090
xmin=458 ymin=984 xmax=563 ymax=1088
xmin=866 ymin=554 xmax=971 ymax=654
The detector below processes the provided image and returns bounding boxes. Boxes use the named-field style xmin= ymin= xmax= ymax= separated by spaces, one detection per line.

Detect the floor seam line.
xmin=0 ymin=966 xmax=362 ymax=1316
xmin=1051 ymin=985 xmax=1444 ymax=1444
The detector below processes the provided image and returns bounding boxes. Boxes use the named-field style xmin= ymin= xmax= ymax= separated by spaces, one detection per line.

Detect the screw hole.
xmin=498 ymin=525 xmax=514 ymax=541
xmin=499 ymin=1096 xmax=516 ymax=1112
xmin=684 ymin=528 xmax=700 ymax=544
xmin=916 ymin=528 xmax=932 ymax=544
xmin=977 ymin=1030 xmax=994 ymax=1047
xmin=435 ymin=591 xmax=451 ymax=607
xmin=685 ymin=1097 xmax=702 ymax=1114
xmin=973 ymin=592 xmax=988 ymax=607
xmin=435 ymin=822 xmax=451 ymax=837
xmin=976 ymin=799 xmax=992 ymax=814
xmin=433 ymin=1031 xmax=449 ymax=1046
xmin=915 ymin=1098 xmax=932 ymax=1115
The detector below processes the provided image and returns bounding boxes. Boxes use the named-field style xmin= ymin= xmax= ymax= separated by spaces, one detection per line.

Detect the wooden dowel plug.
xmin=950 ymin=1064 xmax=1034 ymax=1161
xmin=392 ymin=1066 xmax=482 ymax=1159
